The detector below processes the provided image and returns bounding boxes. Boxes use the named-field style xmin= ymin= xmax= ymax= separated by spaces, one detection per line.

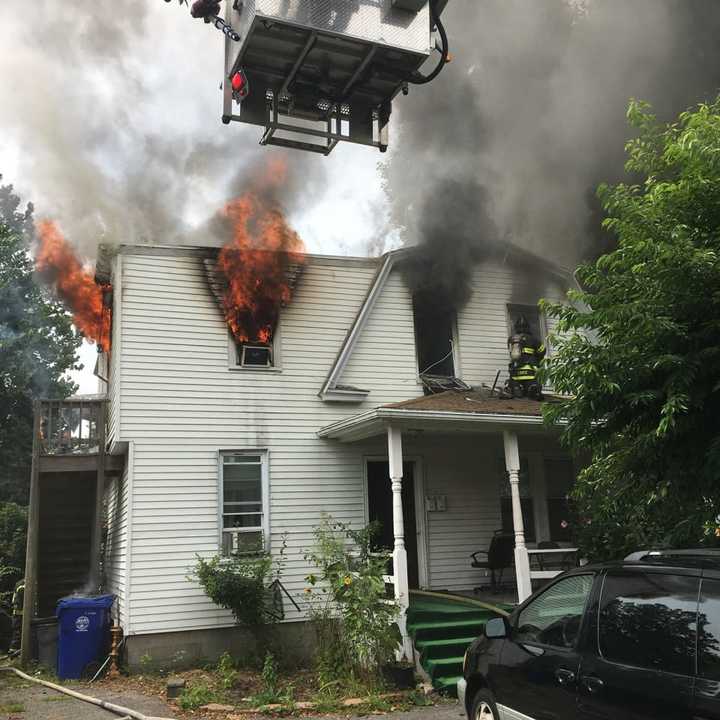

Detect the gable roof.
xmin=318 ymin=244 xmax=571 ymax=402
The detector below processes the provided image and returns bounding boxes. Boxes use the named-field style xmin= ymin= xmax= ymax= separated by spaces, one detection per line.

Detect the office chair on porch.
xmin=471 ymin=531 xmax=515 ymax=594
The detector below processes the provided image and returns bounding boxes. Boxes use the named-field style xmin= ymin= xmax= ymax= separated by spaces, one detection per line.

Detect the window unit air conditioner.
xmin=240 ymin=345 xmax=272 ymax=367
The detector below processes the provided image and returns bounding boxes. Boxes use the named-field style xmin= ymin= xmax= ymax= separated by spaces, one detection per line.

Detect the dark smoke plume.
xmin=0 ymin=1 xmax=335 ymax=256
xmin=389 ymin=0 xmax=720 ymax=309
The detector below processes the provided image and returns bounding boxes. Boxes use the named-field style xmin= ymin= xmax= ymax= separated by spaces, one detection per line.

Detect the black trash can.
xmin=33 ymin=618 xmax=58 ymax=671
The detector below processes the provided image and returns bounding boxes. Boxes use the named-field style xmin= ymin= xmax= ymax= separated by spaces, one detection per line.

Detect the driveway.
xmin=0 ymin=673 xmax=174 ymax=719
xmin=0 ymin=672 xmax=465 ymax=720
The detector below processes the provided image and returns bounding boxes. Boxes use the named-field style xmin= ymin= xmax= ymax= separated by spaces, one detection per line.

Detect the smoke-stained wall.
xmin=387 ymin=0 xmax=720 ymax=276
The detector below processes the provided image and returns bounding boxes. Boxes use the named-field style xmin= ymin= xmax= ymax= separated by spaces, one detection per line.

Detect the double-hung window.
xmin=221 ymin=452 xmax=268 ymax=555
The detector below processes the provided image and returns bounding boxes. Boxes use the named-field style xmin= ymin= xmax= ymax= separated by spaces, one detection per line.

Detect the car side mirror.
xmin=484 ymin=617 xmax=508 ymax=639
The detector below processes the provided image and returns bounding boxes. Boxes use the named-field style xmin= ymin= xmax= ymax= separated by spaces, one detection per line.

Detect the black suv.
xmin=459 ymin=550 xmax=720 ymax=720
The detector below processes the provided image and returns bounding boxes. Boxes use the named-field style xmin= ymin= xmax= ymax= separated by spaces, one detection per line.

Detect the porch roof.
xmin=318 ymin=389 xmax=559 ymax=442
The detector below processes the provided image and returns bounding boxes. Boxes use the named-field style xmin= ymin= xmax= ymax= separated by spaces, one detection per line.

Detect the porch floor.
xmin=407 ymin=590 xmax=511 ymax=695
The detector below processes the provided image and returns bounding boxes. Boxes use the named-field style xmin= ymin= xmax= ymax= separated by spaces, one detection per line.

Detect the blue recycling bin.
xmin=56 ymin=594 xmax=114 ymax=679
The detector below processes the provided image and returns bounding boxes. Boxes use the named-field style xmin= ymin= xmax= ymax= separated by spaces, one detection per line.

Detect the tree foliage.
xmin=0 ymin=178 xmax=80 ymax=505
xmin=0 ymin=503 xmax=27 ymax=610
xmin=542 ymin=98 xmax=720 ymax=560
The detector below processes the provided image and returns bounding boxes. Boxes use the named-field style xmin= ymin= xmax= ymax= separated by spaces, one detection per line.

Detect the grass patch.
xmin=42 ymin=695 xmax=69 ymax=702
xmin=0 ymin=702 xmax=25 ymax=712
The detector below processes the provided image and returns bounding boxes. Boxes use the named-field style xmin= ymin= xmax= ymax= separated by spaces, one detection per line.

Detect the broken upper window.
xmin=231 ymin=324 xmax=279 ymax=368
xmin=507 ymin=303 xmax=545 ymax=343
xmin=413 ymin=296 xmax=456 ymax=378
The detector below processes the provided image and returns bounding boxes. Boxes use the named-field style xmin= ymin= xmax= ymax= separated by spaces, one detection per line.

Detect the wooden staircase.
xmin=407 ymin=591 xmax=510 ymax=695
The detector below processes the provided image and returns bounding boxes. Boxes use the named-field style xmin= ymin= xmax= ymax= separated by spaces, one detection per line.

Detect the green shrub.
xmin=193 ymin=552 xmax=274 ymax=627
xmin=177 ymin=683 xmax=217 ymax=710
xmin=252 ymin=651 xmax=294 ymax=706
xmin=217 ymin=651 xmax=238 ymax=690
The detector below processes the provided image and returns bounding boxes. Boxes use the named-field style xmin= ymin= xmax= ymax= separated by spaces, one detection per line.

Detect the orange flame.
xmin=35 ymin=220 xmax=112 ymax=350
xmin=217 ymin=159 xmax=306 ymax=344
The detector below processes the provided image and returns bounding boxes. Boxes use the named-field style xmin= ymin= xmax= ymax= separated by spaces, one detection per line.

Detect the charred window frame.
xmin=228 ymin=322 xmax=282 ymax=370
xmin=412 ymin=296 xmax=459 ymax=379
xmin=506 ymin=303 xmax=547 ymax=348
xmin=219 ymin=451 xmax=270 ymax=556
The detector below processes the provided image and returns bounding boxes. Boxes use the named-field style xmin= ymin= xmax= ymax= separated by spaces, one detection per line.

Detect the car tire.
xmin=470 ymin=688 xmax=500 ymax=720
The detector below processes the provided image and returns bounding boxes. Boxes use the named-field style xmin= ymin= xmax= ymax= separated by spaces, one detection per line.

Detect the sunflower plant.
xmin=305 ymin=515 xmax=401 ymax=682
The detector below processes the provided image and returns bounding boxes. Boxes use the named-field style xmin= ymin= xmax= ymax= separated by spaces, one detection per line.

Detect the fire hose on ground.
xmin=0 ymin=665 xmax=176 ymax=720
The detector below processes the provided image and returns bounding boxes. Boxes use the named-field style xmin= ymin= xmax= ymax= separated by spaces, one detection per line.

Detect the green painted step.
xmin=408 ymin=617 xmax=488 ymax=641
xmin=415 ymin=635 xmax=478 ymax=653
xmin=434 ymin=675 xmax=462 ymax=695
xmin=407 ymin=591 xmax=509 ymax=696
xmin=426 ymin=656 xmax=466 ymax=678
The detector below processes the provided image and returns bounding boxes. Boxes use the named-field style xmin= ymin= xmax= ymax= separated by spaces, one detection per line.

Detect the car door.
xmin=693 ymin=573 xmax=720 ymax=720
xmin=577 ymin=568 xmax=697 ymax=720
xmin=492 ymin=572 xmax=595 ymax=720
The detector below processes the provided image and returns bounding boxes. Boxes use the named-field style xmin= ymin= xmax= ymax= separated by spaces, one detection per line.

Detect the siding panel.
xmin=118 ymin=250 xmax=572 ymax=635
xmin=104 ymin=461 xmax=128 ymax=627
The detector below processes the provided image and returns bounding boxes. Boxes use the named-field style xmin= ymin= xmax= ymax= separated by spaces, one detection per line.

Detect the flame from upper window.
xmin=35 ymin=220 xmax=111 ymax=351
xmin=217 ymin=158 xmax=306 ymax=345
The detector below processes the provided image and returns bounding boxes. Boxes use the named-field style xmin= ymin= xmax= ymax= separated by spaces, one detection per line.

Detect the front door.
xmin=492 ymin=573 xmax=595 ymax=720
xmin=366 ymin=461 xmax=420 ymax=589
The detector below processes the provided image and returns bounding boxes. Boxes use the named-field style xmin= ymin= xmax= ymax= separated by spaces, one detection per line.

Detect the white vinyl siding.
xmin=339 ymin=271 xmax=420 ymax=401
xmin=115 ymin=248 xmax=573 ymax=635
xmin=104 ymin=460 xmax=128 ymax=626
xmin=457 ymin=260 xmax=567 ymax=388
xmin=107 ymin=255 xmax=122 ymax=446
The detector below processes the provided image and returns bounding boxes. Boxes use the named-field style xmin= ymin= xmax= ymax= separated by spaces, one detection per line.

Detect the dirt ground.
xmin=0 ymin=672 xmax=464 ymax=720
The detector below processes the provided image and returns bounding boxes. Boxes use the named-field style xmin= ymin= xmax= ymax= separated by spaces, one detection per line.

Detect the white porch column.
xmin=503 ymin=430 xmax=533 ymax=602
xmin=387 ymin=425 xmax=414 ymax=660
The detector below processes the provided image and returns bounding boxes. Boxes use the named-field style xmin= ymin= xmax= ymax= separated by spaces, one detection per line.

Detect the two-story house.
xmin=23 ymin=240 xmax=578 ymax=679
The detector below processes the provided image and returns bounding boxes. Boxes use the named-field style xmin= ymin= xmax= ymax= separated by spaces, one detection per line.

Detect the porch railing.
xmin=39 ymin=397 xmax=106 ymax=455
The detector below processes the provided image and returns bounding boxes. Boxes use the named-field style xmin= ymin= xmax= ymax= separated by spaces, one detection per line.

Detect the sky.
xmin=0 ymin=1 xmax=393 ymax=258
xmin=4 ymin=1 xmax=720 ymax=393
xmin=0 ymin=1 xmax=397 ymax=393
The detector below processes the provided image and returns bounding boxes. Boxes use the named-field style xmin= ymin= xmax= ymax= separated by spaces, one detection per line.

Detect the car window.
xmin=599 ymin=572 xmax=699 ymax=676
xmin=515 ymin=574 xmax=593 ymax=648
xmin=699 ymin=579 xmax=720 ymax=680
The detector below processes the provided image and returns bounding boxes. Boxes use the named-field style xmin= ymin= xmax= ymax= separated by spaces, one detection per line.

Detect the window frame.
xmin=412 ymin=304 xmax=461 ymax=381
xmin=506 ymin=303 xmax=548 ymax=345
xmin=512 ymin=572 xmax=596 ymax=651
xmin=543 ymin=456 xmax=576 ymax=543
xmin=698 ymin=577 xmax=720 ymax=680
xmin=227 ymin=320 xmax=282 ymax=372
xmin=218 ymin=450 xmax=270 ymax=554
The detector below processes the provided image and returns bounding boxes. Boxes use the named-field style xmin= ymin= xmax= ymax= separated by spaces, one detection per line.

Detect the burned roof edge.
xmin=107 ymin=243 xmax=379 ymax=267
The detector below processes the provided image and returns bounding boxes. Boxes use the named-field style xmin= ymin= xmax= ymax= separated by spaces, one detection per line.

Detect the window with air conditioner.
xmin=220 ymin=451 xmax=269 ymax=555
xmin=229 ymin=323 xmax=280 ymax=369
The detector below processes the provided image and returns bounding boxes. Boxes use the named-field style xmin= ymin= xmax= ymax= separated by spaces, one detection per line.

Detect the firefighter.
xmin=9 ymin=578 xmax=24 ymax=652
xmin=507 ymin=315 xmax=545 ymax=400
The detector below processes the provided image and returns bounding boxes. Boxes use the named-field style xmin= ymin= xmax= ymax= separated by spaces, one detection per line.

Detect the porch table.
xmin=527 ymin=547 xmax=579 ymax=580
